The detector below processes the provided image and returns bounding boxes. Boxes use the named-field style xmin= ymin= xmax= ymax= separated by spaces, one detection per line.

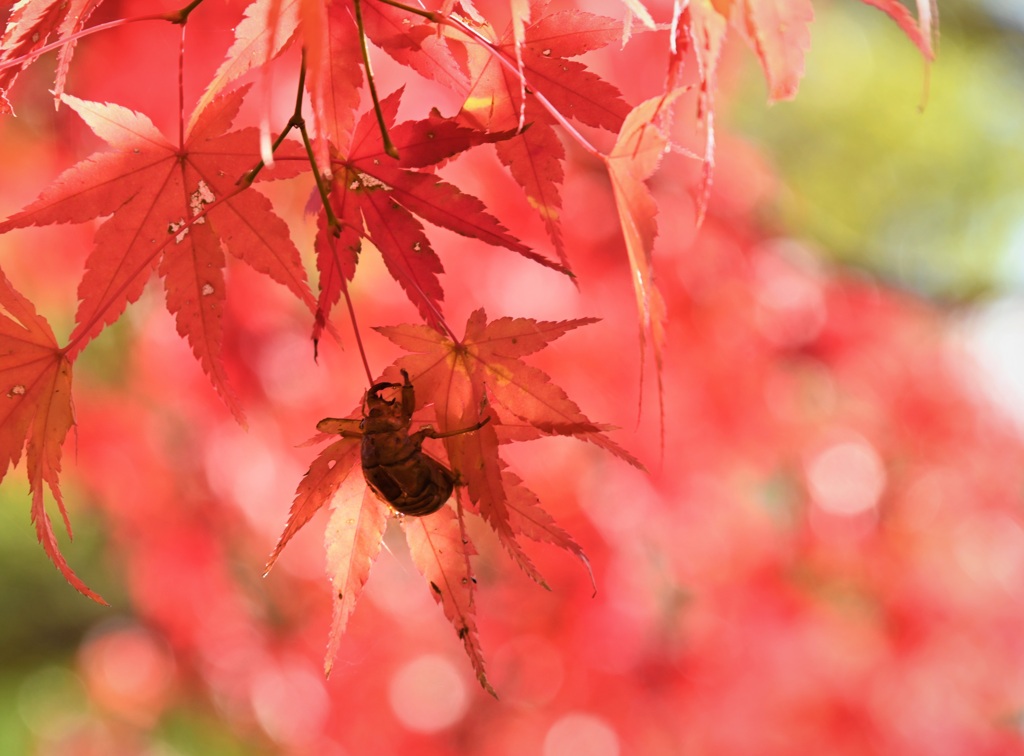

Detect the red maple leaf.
xmin=263 ymin=399 xmax=497 ymax=688
xmin=0 ymin=268 xmax=103 ymax=603
xmin=603 ymin=91 xmax=686 ymax=436
xmin=736 ymin=0 xmax=815 ymax=101
xmin=377 ymin=310 xmax=640 ymax=584
xmin=270 ymin=310 xmax=638 ymax=689
xmin=323 ymin=484 xmax=389 ymax=674
xmin=304 ymin=1 xmax=363 ymax=167
xmin=264 ymin=435 xmax=362 ymax=577
xmin=200 ymin=0 xmax=370 ymax=174
xmin=456 ymin=7 xmax=630 ymax=265
xmin=0 ymin=86 xmax=315 ymax=422
xmin=0 ymin=0 xmax=105 ymax=114
xmin=312 ymin=88 xmax=565 ymax=340
xmin=195 ymin=0 xmax=300 ymax=118
xmin=404 ymin=504 xmax=495 ymax=695
xmin=669 ymin=0 xmax=727 ymax=222
xmin=361 ymin=0 xmax=469 ymax=93
xmin=676 ymin=0 xmax=931 ymax=110
xmin=859 ymin=0 xmax=936 ymax=60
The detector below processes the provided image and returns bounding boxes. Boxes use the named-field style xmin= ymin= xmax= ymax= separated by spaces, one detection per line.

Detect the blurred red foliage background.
xmin=2 ymin=0 xmax=1024 ymax=754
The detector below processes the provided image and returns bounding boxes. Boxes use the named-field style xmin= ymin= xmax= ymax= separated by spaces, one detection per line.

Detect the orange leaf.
xmin=375 ymin=310 xmax=636 ymax=585
xmin=604 ymin=92 xmax=684 ymax=437
xmin=324 ymin=485 xmax=388 ymax=676
xmin=265 ymin=437 xmax=361 ymax=575
xmin=0 ymin=268 xmax=104 ymax=603
xmin=0 ymin=0 xmax=89 ymax=115
xmin=361 ymin=1 xmax=469 ymax=93
xmin=504 ymin=470 xmax=593 ymax=591
xmin=195 ymin=0 xmax=299 ymax=120
xmin=403 ymin=505 xmax=495 ymax=695
xmin=738 ymin=0 xmax=814 ymax=102
xmin=858 ymin=0 xmax=936 ymax=61
xmin=1 ymin=87 xmax=315 ymax=424
xmin=379 ymin=310 xmax=643 ymax=466
xmin=457 ymin=8 xmax=627 ymax=265
xmin=304 ymin=0 xmax=363 ymax=168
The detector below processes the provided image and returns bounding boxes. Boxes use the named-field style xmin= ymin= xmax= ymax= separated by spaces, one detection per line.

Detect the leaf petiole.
xmin=163 ymin=0 xmax=208 ymax=25
xmin=354 ymin=0 xmax=400 ymax=160
xmin=0 ymin=0 xmax=208 ymax=77
xmin=372 ymin=0 xmax=440 ymax=23
xmin=237 ymin=58 xmax=309 ymax=190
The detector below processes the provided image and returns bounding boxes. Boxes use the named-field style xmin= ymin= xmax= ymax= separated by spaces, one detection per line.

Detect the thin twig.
xmin=340 ymin=274 xmax=375 ymax=386
xmin=355 ymin=0 xmax=400 ymax=159
xmin=177 ymin=22 xmax=187 ymax=149
xmin=0 ymin=0 xmax=207 ymax=75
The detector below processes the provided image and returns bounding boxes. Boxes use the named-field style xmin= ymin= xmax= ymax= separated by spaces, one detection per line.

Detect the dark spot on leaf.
xmin=458 ymin=626 xmax=469 ymax=640
xmin=430 ymin=581 xmax=442 ymax=595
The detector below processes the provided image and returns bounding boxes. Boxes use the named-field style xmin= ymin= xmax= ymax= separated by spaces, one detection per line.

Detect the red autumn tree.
xmin=6 ymin=1 xmax=1024 ymax=754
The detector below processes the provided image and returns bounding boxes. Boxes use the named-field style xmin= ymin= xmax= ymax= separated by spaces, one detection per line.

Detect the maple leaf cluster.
xmin=0 ymin=0 xmax=937 ymax=694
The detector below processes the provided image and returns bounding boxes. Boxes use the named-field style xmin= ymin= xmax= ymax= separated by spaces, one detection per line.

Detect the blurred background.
xmin=2 ymin=0 xmax=1024 ymax=753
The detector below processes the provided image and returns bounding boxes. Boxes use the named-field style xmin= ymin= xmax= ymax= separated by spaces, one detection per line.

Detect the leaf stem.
xmin=354 ymin=0 xmax=400 ymax=160
xmin=236 ymin=123 xmax=302 ymax=188
xmin=177 ymin=22 xmax=187 ymax=150
xmin=373 ymin=0 xmax=440 ymax=23
xmin=293 ymin=49 xmax=309 ymax=118
xmin=340 ymin=276 xmax=375 ymax=386
xmin=0 ymin=0 xmax=207 ymax=77
xmin=0 ymin=16 xmax=159 ymax=75
xmin=279 ymin=57 xmax=375 ymax=378
xmin=237 ymin=57 xmax=309 ymax=188
xmin=284 ymin=55 xmax=341 ymax=232
xmin=163 ymin=0 xmax=207 ymax=25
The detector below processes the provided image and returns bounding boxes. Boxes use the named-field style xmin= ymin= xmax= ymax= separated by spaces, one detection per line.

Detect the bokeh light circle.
xmin=389 ymin=654 xmax=469 ymax=733
xmin=543 ymin=712 xmax=620 ymax=756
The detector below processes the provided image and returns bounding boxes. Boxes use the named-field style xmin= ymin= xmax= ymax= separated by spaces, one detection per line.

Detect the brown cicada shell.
xmin=317 ymin=370 xmax=488 ymax=516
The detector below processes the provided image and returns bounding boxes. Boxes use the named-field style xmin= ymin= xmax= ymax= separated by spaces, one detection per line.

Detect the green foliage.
xmin=728 ymin=0 xmax=1024 ymax=298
